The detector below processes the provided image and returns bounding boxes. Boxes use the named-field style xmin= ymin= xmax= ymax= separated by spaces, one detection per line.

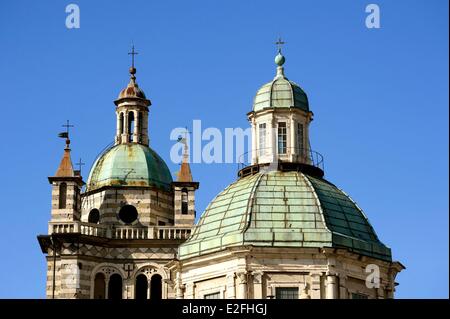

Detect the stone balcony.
xmin=48 ymin=221 xmax=192 ymax=240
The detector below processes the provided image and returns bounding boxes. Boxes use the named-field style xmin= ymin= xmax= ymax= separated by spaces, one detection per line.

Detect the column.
xmin=252 ymin=271 xmax=264 ymax=299
xmin=124 ymin=279 xmax=132 ymax=299
xmin=299 ymin=284 xmax=311 ymax=299
xmin=326 ymin=274 xmax=338 ymax=299
xmin=309 ymin=272 xmax=322 ymax=299
xmin=175 ymin=273 xmax=184 ymax=299
xmin=133 ymin=110 xmax=139 ymax=143
xmin=236 ymin=272 xmax=247 ymax=299
xmin=105 ymin=277 xmax=110 ymax=299
xmin=116 ymin=111 xmax=121 ymax=144
xmin=305 ymin=116 xmax=311 ymax=164
xmin=185 ymin=283 xmax=195 ymax=299
xmin=123 ymin=112 xmax=129 ymax=143
xmin=270 ymin=117 xmax=277 ymax=163
xmin=339 ymin=275 xmax=348 ymax=299
xmin=290 ymin=115 xmax=296 ymax=158
xmin=251 ymin=118 xmax=257 ymax=165
xmin=226 ymin=273 xmax=236 ymax=299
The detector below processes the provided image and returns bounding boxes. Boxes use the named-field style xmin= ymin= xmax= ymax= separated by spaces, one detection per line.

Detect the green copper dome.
xmin=253 ymin=70 xmax=309 ymax=113
xmin=179 ymin=170 xmax=391 ymax=261
xmin=86 ymin=144 xmax=173 ymax=192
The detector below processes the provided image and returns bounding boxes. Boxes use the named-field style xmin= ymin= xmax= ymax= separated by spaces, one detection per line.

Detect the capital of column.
xmin=251 ymin=271 xmax=264 ymax=284
xmin=236 ymin=271 xmax=248 ymax=284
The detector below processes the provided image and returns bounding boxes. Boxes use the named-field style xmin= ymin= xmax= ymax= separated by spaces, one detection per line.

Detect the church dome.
xmin=86 ymin=143 xmax=173 ymax=192
xmin=115 ymin=67 xmax=151 ymax=105
xmin=253 ymin=53 xmax=309 ymax=113
xmin=179 ymin=170 xmax=391 ymax=261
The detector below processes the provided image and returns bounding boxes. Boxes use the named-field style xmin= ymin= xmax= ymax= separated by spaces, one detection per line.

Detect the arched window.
xmin=118 ymin=205 xmax=138 ymax=224
xmin=93 ymin=273 xmax=106 ymax=299
xmin=135 ymin=274 xmax=148 ymax=299
xmin=119 ymin=113 xmax=124 ymax=134
xmin=150 ymin=274 xmax=162 ymax=299
xmin=128 ymin=111 xmax=135 ymax=142
xmin=59 ymin=182 xmax=67 ymax=209
xmin=181 ymin=188 xmax=188 ymax=215
xmin=108 ymin=274 xmax=122 ymax=299
xmin=88 ymin=209 xmax=100 ymax=224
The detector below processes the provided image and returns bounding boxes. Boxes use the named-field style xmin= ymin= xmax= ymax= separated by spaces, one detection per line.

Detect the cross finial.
xmin=128 ymin=44 xmax=138 ymax=69
xmin=62 ymin=120 xmax=74 ymax=136
xmin=177 ymin=127 xmax=191 ymax=163
xmin=76 ymin=158 xmax=85 ymax=174
xmin=275 ymin=37 xmax=285 ymax=53
xmin=183 ymin=126 xmax=191 ymax=141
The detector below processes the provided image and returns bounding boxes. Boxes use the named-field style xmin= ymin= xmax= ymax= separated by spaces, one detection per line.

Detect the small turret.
xmin=172 ymin=134 xmax=198 ymax=227
xmin=48 ymin=133 xmax=84 ymax=225
xmin=114 ymin=45 xmax=151 ymax=146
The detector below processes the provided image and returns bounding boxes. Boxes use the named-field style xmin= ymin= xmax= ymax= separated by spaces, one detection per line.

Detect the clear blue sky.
xmin=0 ymin=0 xmax=447 ymax=298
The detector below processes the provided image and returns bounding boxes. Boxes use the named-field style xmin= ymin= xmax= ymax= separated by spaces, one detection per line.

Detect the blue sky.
xmin=0 ymin=0 xmax=447 ymax=298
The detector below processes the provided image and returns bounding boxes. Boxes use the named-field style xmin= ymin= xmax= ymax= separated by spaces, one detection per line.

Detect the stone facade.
xmin=171 ymin=247 xmax=402 ymax=299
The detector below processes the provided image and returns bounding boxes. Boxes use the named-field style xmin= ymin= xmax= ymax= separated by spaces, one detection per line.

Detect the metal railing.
xmin=237 ymin=147 xmax=324 ymax=171
xmin=48 ymin=221 xmax=192 ymax=240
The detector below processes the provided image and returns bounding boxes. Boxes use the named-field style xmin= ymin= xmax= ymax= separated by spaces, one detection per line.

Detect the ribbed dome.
xmin=115 ymin=68 xmax=151 ymax=106
xmin=253 ymin=66 xmax=309 ymax=112
xmin=117 ymin=78 xmax=147 ymax=100
xmin=179 ymin=170 xmax=391 ymax=261
xmin=86 ymin=144 xmax=173 ymax=192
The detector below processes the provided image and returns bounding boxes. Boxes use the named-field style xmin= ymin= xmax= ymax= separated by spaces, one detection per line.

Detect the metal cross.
xmin=62 ymin=120 xmax=74 ymax=136
xmin=76 ymin=158 xmax=85 ymax=174
xmin=128 ymin=44 xmax=138 ymax=68
xmin=123 ymin=263 xmax=134 ymax=279
xmin=275 ymin=37 xmax=285 ymax=52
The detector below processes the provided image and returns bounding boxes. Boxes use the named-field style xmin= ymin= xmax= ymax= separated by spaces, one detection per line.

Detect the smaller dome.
xmin=253 ymin=52 xmax=309 ymax=113
xmin=115 ymin=68 xmax=151 ymax=106
xmin=253 ymin=74 xmax=309 ymax=112
xmin=117 ymin=77 xmax=147 ymax=100
xmin=86 ymin=144 xmax=173 ymax=192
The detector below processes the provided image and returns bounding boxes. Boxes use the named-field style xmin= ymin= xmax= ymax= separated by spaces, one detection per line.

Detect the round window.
xmin=88 ymin=209 xmax=100 ymax=224
xmin=118 ymin=205 xmax=138 ymax=224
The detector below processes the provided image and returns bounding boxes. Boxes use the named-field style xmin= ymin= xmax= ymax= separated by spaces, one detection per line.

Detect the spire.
xmin=54 ymin=121 xmax=75 ymax=177
xmin=55 ymin=141 xmax=75 ymax=177
xmin=177 ymin=130 xmax=193 ymax=182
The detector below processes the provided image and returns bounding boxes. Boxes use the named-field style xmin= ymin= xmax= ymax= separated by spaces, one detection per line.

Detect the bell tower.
xmin=114 ymin=45 xmax=151 ymax=146
xmin=47 ymin=134 xmax=84 ymax=223
xmin=172 ymin=134 xmax=199 ymax=227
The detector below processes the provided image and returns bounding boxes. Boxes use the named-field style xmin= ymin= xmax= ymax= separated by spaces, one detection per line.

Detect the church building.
xmin=37 ymin=44 xmax=404 ymax=299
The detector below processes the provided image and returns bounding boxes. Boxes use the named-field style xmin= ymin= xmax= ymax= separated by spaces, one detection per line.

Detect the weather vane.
xmin=58 ymin=120 xmax=74 ymax=143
